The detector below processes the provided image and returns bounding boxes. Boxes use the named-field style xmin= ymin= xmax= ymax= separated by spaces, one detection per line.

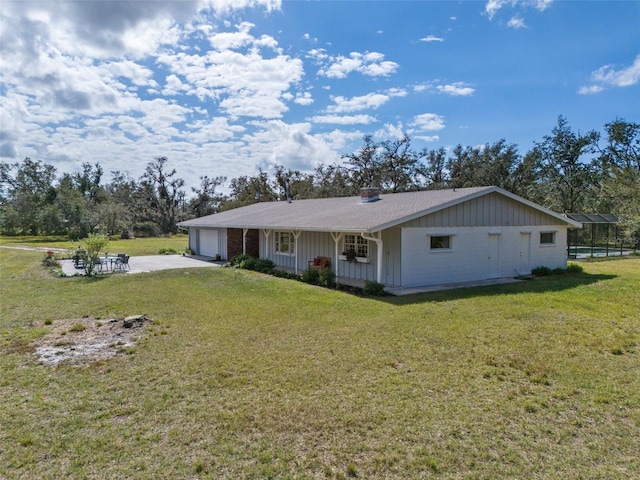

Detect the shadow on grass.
xmin=377 ymin=273 xmax=618 ymax=305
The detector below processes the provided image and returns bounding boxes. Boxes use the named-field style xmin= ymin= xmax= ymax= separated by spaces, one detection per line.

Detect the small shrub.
xmin=158 ymin=247 xmax=179 ymax=255
xmin=363 ymin=280 xmax=385 ymax=296
xmin=531 ymin=266 xmax=552 ymax=277
xmin=238 ymin=257 xmax=257 ymax=270
xmin=254 ymin=258 xmax=275 ymax=274
xmin=319 ymin=268 xmax=336 ymax=288
xmin=566 ymin=262 xmax=584 ymax=274
xmin=69 ymin=324 xmax=86 ymax=333
xmin=552 ymin=267 xmax=566 ymax=275
xmin=301 ymin=268 xmax=320 ymax=284
xmin=44 ymin=319 xmax=53 ymax=325
xmin=346 ymin=463 xmax=358 ymax=477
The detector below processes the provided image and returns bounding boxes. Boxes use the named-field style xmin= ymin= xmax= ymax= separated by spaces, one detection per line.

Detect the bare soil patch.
xmin=33 ymin=315 xmax=151 ymax=365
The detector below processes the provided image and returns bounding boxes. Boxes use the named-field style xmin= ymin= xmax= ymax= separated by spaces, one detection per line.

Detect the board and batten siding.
xmin=259 ymin=229 xmax=380 ymax=283
xmin=398 ymin=192 xmax=566 ymax=229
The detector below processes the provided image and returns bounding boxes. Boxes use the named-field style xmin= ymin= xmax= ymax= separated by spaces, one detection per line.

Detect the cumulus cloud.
xmin=409 ymin=113 xmax=445 ymax=131
xmin=310 ymin=50 xmax=399 ymax=79
xmin=327 ymin=89 xmax=406 ymax=113
xmin=294 ymin=92 xmax=314 ymax=106
xmin=578 ymin=54 xmax=640 ymax=94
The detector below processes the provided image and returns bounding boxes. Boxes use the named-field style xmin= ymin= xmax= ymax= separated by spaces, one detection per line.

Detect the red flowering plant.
xmin=42 ymin=250 xmax=59 ymax=267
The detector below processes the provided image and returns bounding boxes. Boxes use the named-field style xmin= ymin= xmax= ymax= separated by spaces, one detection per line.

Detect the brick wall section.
xmin=227 ymin=228 xmax=259 ymax=259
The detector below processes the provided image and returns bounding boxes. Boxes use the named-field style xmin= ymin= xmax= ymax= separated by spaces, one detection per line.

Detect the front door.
xmin=488 ymin=233 xmax=500 ymax=277
xmin=519 ymin=232 xmax=531 ymax=274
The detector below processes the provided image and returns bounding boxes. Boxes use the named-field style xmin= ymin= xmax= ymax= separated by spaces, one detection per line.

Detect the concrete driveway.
xmin=61 ymin=255 xmax=222 ymax=276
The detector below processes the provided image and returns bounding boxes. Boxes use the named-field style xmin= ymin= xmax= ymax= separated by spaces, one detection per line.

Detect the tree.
xmin=595 ymin=118 xmax=640 ymax=239
xmin=78 ymin=233 xmax=110 ymax=276
xmin=599 ymin=118 xmax=640 ymax=171
xmin=313 ymin=163 xmax=353 ymax=198
xmin=0 ymin=158 xmax=57 ymax=234
xmin=141 ymin=157 xmax=186 ymax=234
xmin=342 ymin=135 xmax=382 ymax=189
xmin=421 ymin=147 xmax=448 ymax=190
xmin=274 ymin=165 xmax=315 ymax=201
xmin=377 ymin=135 xmax=425 ymax=192
xmin=529 ymin=116 xmax=598 ymax=212
xmin=190 ymin=175 xmax=227 ymax=217
xmin=221 ymin=169 xmax=277 ymax=211
xmin=447 ymin=140 xmax=519 ymax=190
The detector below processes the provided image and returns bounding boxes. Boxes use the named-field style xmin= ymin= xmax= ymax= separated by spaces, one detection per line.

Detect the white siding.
xmin=401 ymin=226 xmax=568 ymax=287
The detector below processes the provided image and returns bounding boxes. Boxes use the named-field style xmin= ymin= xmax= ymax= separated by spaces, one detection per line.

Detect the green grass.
xmin=0 ymin=234 xmax=188 ymax=257
xmin=1 ymin=248 xmax=639 ymax=479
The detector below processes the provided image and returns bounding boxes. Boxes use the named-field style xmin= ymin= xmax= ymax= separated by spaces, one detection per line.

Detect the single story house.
xmin=178 ymin=186 xmax=582 ymax=288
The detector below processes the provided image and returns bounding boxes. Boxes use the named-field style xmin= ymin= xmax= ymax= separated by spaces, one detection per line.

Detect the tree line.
xmin=1 ymin=116 xmax=638 ymax=240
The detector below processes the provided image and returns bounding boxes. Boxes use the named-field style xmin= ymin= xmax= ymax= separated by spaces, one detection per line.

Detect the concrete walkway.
xmin=61 ymin=255 xmax=222 ymax=276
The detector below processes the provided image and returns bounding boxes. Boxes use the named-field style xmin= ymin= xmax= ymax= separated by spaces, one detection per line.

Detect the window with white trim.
xmin=343 ymin=234 xmax=369 ymax=258
xmin=430 ymin=235 xmax=452 ymax=250
xmin=540 ymin=231 xmax=556 ymax=245
xmin=275 ymin=231 xmax=295 ymax=255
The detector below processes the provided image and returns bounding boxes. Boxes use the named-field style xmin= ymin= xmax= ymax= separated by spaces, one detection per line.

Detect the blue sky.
xmin=1 ymin=0 xmax=638 ymax=192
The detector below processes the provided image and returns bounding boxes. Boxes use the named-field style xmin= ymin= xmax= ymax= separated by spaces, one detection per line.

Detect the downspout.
xmin=360 ymin=231 xmax=383 ymax=284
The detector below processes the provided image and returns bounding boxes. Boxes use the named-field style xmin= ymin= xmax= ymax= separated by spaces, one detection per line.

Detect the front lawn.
xmin=0 ymin=234 xmax=188 ymax=257
xmin=1 ymin=248 xmax=638 ymax=479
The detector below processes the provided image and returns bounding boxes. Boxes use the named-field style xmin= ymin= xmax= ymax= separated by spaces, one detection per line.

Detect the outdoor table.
xmin=98 ymin=256 xmax=118 ymax=272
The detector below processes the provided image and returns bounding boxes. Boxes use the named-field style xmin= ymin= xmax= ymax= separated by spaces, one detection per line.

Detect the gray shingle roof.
xmin=178 ymin=186 xmax=580 ymax=232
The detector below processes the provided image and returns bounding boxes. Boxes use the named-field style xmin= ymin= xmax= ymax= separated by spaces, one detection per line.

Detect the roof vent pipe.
xmin=360 ymin=187 xmax=381 ymax=203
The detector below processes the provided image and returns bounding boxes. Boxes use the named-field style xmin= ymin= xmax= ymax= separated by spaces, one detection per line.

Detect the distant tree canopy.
xmin=1 ymin=117 xmax=638 ymax=240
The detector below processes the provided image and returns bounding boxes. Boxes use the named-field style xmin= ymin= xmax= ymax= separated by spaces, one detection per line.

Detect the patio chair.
xmin=115 ymin=255 xmax=130 ymax=271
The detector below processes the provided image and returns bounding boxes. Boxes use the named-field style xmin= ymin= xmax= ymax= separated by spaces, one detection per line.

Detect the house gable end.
xmin=398 ymin=192 xmax=568 ymax=228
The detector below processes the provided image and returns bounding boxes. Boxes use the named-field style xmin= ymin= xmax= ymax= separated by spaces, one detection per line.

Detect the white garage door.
xmin=199 ymin=229 xmax=219 ymax=257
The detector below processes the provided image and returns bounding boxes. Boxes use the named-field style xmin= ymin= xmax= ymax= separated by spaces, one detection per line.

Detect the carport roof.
xmin=178 ymin=186 xmax=582 ymax=233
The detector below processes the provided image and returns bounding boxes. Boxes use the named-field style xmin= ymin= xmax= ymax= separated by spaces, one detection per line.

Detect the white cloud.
xmin=309 ymin=115 xmax=377 ymax=125
xmin=507 ymin=16 xmax=527 ymax=29
xmin=577 ymin=85 xmax=604 ymax=95
xmin=294 ymin=92 xmax=314 ymax=106
xmin=374 ymin=122 xmax=406 ymax=140
xmin=486 ymin=0 xmax=554 ymax=21
xmin=419 ymin=35 xmax=444 ymax=43
xmin=579 ymin=54 xmax=640 ymax=94
xmin=409 ymin=113 xmax=445 ymax=131
xmin=243 ymin=120 xmax=341 ymax=171
xmin=591 ymin=54 xmax=640 ymax=87
xmin=157 ymin=23 xmax=304 ymax=119
xmin=437 ymin=82 xmax=475 ymax=96
xmin=327 ymin=89 xmax=406 ymax=113
xmin=314 ymin=51 xmax=399 ymax=79
xmin=485 ymin=0 xmax=510 ymax=20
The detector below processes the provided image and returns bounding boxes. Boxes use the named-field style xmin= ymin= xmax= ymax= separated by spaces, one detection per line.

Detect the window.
xmin=275 ymin=231 xmax=295 ymax=255
xmin=540 ymin=232 xmax=556 ymax=245
xmin=430 ymin=235 xmax=452 ymax=250
xmin=343 ymin=234 xmax=369 ymax=258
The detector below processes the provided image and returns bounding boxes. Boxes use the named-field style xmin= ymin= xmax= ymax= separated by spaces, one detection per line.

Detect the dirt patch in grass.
xmin=33 ymin=315 xmax=151 ymax=365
